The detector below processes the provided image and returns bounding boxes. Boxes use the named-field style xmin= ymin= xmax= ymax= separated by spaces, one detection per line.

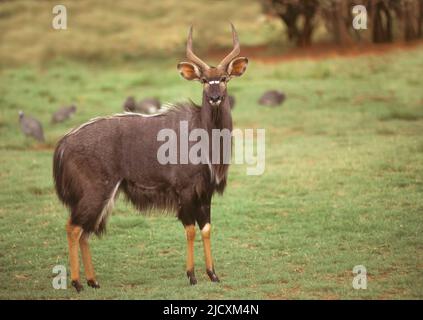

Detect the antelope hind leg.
xmin=66 ymin=219 xmax=83 ymax=292
xmin=79 ymin=232 xmax=100 ymax=289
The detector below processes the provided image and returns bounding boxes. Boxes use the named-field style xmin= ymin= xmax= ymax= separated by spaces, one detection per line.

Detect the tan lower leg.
xmin=185 ymin=225 xmax=196 ymax=272
xmin=201 ymin=223 xmax=213 ymax=271
xmin=79 ymin=233 xmax=95 ymax=281
xmin=66 ymin=219 xmax=82 ymax=281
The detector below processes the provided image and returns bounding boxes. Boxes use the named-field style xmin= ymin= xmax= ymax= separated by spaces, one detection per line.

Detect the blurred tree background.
xmin=0 ymin=0 xmax=267 ymax=66
xmin=260 ymin=0 xmax=423 ymax=46
xmin=0 ymin=0 xmax=422 ymax=67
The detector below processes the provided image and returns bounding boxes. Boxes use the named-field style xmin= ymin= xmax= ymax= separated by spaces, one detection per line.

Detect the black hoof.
xmin=87 ymin=279 xmax=100 ymax=289
xmin=187 ymin=270 xmax=197 ymax=285
xmin=71 ymin=280 xmax=83 ymax=293
xmin=206 ymin=269 xmax=220 ymax=282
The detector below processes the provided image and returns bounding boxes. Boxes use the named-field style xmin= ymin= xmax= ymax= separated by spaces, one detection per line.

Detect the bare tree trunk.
xmin=270 ymin=0 xmax=318 ymax=47
xmin=371 ymin=0 xmax=393 ymax=43
xmin=297 ymin=1 xmax=317 ymax=46
xmin=332 ymin=0 xmax=353 ymax=45
xmin=419 ymin=0 xmax=423 ymax=37
xmin=391 ymin=0 xmax=422 ymax=41
xmin=403 ymin=0 xmax=420 ymax=40
xmin=276 ymin=2 xmax=301 ymax=42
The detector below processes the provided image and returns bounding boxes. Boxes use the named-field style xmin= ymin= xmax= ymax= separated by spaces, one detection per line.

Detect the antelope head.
xmin=177 ymin=24 xmax=248 ymax=107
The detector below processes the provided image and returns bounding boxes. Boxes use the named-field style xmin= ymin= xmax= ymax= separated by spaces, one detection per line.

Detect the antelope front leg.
xmin=79 ymin=232 xmax=100 ymax=289
xmin=201 ymin=223 xmax=220 ymax=282
xmin=185 ymin=225 xmax=197 ymax=285
xmin=66 ymin=219 xmax=83 ymax=292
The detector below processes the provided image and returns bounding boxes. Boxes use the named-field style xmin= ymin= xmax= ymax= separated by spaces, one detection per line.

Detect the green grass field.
xmin=1 ymin=0 xmax=423 ymax=300
xmin=1 ymin=46 xmax=422 ymax=299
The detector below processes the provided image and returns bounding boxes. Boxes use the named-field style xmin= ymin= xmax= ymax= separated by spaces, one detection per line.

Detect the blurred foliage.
xmin=2 ymin=0 xmax=420 ymax=67
xmin=260 ymin=0 xmax=423 ymax=46
xmin=0 ymin=0 xmax=277 ymax=67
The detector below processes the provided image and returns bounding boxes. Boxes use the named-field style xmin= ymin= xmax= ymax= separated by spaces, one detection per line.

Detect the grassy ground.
xmin=0 ymin=45 xmax=422 ymax=299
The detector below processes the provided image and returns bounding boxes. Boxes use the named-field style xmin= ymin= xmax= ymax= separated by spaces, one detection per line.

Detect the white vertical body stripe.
xmin=95 ymin=180 xmax=122 ymax=230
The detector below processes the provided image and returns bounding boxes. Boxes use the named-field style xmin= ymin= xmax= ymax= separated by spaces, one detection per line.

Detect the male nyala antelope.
xmin=53 ymin=24 xmax=248 ymax=292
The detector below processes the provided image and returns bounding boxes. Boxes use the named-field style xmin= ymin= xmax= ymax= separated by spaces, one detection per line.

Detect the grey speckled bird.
xmin=51 ymin=105 xmax=77 ymax=123
xmin=123 ymin=96 xmax=137 ymax=112
xmin=258 ymin=90 xmax=286 ymax=107
xmin=138 ymin=97 xmax=161 ymax=114
xmin=123 ymin=96 xmax=161 ymax=114
xmin=19 ymin=111 xmax=45 ymax=142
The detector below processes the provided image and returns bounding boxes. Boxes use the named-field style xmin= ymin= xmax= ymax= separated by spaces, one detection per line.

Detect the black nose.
xmin=210 ymin=96 xmax=221 ymax=103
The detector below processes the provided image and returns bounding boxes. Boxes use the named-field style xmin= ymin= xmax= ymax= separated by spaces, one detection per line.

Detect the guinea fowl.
xmin=52 ymin=105 xmax=77 ymax=123
xmin=123 ymin=96 xmax=137 ymax=112
xmin=123 ymin=96 xmax=161 ymax=114
xmin=19 ymin=111 xmax=45 ymax=142
xmin=137 ymin=97 xmax=161 ymax=114
xmin=258 ymin=90 xmax=285 ymax=106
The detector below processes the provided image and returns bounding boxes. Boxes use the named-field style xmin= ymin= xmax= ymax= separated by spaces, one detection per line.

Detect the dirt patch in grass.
xmin=379 ymin=111 xmax=422 ymax=122
xmin=208 ymin=40 xmax=423 ymax=64
xmin=266 ymin=285 xmax=301 ymax=300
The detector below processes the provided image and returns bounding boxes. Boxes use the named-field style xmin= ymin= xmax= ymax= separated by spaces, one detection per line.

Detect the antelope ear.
xmin=177 ymin=62 xmax=201 ymax=81
xmin=227 ymin=57 xmax=248 ymax=77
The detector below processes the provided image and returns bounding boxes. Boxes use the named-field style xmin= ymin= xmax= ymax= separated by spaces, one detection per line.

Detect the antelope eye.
xmin=201 ymin=78 xmax=207 ymax=84
xmin=221 ymin=76 xmax=227 ymax=82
